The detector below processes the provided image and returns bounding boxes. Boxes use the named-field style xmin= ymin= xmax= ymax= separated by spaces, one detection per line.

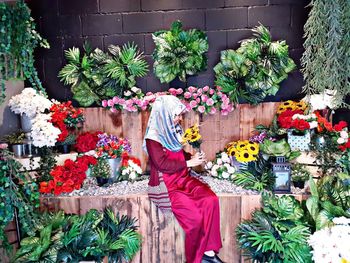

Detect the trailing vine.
xmin=0 ymin=0 xmax=49 ymax=104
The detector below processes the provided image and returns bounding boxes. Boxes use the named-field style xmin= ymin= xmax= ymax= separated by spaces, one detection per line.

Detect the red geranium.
xmin=39 ymin=155 xmax=97 ymax=195
xmin=334 ymin=121 xmax=348 ymax=132
xmin=75 ymin=131 xmax=102 ymax=153
xmin=291 ymin=119 xmax=310 ymax=131
xmin=277 ymin=109 xmax=303 ymax=129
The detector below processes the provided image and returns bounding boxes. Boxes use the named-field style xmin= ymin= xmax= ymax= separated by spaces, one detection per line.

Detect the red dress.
xmin=146 ymin=139 xmax=222 ymax=263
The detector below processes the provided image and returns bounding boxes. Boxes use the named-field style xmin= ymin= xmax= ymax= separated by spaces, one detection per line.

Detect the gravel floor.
xmin=50 ymin=174 xmax=307 ymax=197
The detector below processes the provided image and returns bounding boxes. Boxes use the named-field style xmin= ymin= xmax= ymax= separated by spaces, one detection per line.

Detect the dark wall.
xmin=27 ymin=0 xmax=309 ymax=103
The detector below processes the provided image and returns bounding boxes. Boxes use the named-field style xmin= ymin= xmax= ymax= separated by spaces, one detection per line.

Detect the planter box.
xmin=288 ymin=130 xmax=311 ymax=151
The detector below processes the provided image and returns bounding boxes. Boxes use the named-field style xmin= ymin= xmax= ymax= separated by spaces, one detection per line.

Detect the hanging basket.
xmin=287 ymin=130 xmax=311 ymax=151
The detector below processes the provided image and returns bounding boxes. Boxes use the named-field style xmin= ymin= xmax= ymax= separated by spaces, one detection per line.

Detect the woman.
xmin=143 ymin=95 xmax=224 ymax=263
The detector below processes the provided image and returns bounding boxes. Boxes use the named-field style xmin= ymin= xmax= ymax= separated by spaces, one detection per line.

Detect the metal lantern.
xmin=272 ymin=156 xmax=291 ymax=193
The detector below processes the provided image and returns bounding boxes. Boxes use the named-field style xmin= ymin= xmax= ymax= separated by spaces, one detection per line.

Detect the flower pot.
xmin=293 ymin=181 xmax=305 ymax=189
xmin=56 ymin=144 xmax=71 ymax=154
xmin=96 ymin=177 xmax=109 ymax=187
xmin=287 ymin=130 xmax=311 ymax=151
xmin=20 ymin=113 xmax=34 ymax=139
xmin=107 ymin=158 xmax=121 ymax=181
xmin=11 ymin=144 xmax=24 ymax=157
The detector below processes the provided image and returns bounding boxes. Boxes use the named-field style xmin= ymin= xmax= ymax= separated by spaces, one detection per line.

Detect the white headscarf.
xmin=143 ymin=95 xmax=186 ymax=153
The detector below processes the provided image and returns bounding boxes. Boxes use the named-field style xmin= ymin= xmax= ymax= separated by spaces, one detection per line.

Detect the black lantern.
xmin=272 ymin=156 xmax=291 ymax=193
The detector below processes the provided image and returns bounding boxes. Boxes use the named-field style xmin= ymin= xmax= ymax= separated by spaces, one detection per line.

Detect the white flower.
xmin=340 ymin=131 xmax=349 ymax=139
xmin=129 ymin=171 xmax=137 ymax=180
xmin=221 ymin=171 xmax=230 ymax=179
xmin=337 ymin=137 xmax=346 ymax=144
xmin=205 ymin=161 xmax=213 ymax=170
xmin=122 ymin=169 xmax=128 ymax=175
xmin=309 ymin=121 xmax=319 ymax=129
xmin=124 ymin=90 xmax=132 ymax=97
xmin=30 ymin=113 xmax=61 ymax=147
xmin=217 ymin=159 xmax=223 ymax=165
xmin=211 ymin=170 xmax=218 ymax=177
xmin=227 ymin=166 xmax=236 ymax=174
xmin=8 ymin=88 xmax=52 ymax=118
xmin=131 ymin=86 xmax=142 ymax=94
xmin=212 ymin=164 xmax=219 ymax=172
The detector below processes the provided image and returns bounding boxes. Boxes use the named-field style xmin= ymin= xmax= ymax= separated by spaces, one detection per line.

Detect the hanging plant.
xmin=59 ymin=42 xmax=148 ymax=107
xmin=301 ymin=0 xmax=350 ymax=106
xmin=0 ymin=0 xmax=49 ymax=104
xmin=152 ymin=20 xmax=209 ymax=83
xmin=214 ymin=24 xmax=296 ymax=105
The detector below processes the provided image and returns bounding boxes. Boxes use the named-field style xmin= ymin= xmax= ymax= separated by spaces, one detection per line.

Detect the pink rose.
xmin=203 ymin=86 xmax=210 ymax=92
xmin=197 ymin=88 xmax=203 ymax=96
xmin=196 ymin=98 xmax=200 ymax=103
xmin=216 ymin=86 xmax=222 ymax=91
xmin=118 ymin=98 xmax=126 ymax=105
xmin=146 ymin=92 xmax=153 ymax=96
xmin=102 ymin=100 xmax=108 ymax=107
xmin=217 ymin=91 xmax=223 ymax=97
xmin=206 ymin=98 xmax=214 ymax=106
xmin=110 ymin=108 xmax=117 ymax=113
xmin=192 ymin=93 xmax=198 ymax=99
xmin=210 ymin=107 xmax=217 ymax=114
xmin=184 ymin=92 xmax=192 ymax=99
xmin=107 ymin=99 xmax=114 ymax=107
xmin=169 ymin=88 xmax=177 ymax=95
xmin=186 ymin=103 xmax=192 ymax=111
xmin=176 ymin=88 xmax=183 ymax=95
xmin=221 ymin=109 xmax=229 ymax=116
xmin=201 ymin=94 xmax=208 ymax=103
xmin=188 ymin=86 xmax=197 ymax=93
xmin=198 ymin=105 xmax=205 ymax=113
xmin=134 ymin=99 xmax=142 ymax=106
xmin=125 ymin=99 xmax=133 ymax=106
xmin=209 ymin=89 xmax=215 ymax=95
xmin=112 ymin=97 xmax=120 ymax=104
xmin=189 ymin=100 xmax=198 ymax=108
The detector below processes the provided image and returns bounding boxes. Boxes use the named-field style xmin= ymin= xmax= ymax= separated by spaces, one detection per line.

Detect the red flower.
xmin=291 ymin=119 xmax=310 ymax=131
xmin=334 ymin=121 xmax=348 ymax=132
xmin=75 ymin=131 xmax=101 ymax=153
xmin=277 ymin=109 xmax=303 ymax=129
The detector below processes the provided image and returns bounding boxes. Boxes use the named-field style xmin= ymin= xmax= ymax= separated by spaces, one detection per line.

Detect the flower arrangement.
xmin=226 ymin=140 xmax=259 ymax=163
xmin=39 ymin=155 xmax=97 ymax=195
xmin=277 ymin=110 xmax=318 ymax=132
xmin=169 ymin=86 xmax=234 ymax=115
xmin=96 ymin=133 xmax=131 ymax=159
xmin=8 ymin=87 xmax=52 ymax=118
xmin=182 ymin=125 xmax=202 ymax=150
xmin=205 ymin=152 xmax=236 ymax=180
xmin=50 ymin=101 xmax=85 ymax=143
xmin=75 ymin=131 xmax=102 ymax=153
xmin=308 ymin=217 xmax=350 ymax=263
xmin=119 ymin=155 xmax=142 ymax=182
xmin=30 ymin=114 xmax=61 ymax=147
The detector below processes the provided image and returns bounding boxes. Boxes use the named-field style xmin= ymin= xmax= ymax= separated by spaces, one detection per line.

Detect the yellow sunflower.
xmin=189 ymin=134 xmax=201 ymax=143
xmin=236 ymin=140 xmax=248 ymax=150
xmin=277 ymin=100 xmax=298 ymax=114
xmin=235 ymin=150 xmax=257 ymax=163
xmin=227 ymin=146 xmax=237 ymax=156
xmin=294 ymin=101 xmax=308 ymax=111
xmin=247 ymin=143 xmax=259 ymax=155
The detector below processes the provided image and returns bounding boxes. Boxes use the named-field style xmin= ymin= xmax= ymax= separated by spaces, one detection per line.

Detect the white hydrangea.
xmin=8 ymin=88 xmax=52 ymax=118
xmin=206 ymin=151 xmax=237 ymax=180
xmin=30 ymin=113 xmax=61 ymax=147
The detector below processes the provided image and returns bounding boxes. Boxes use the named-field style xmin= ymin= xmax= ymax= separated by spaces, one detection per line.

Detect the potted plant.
xmin=291 ymin=163 xmax=310 ymax=189
xmin=91 ymin=158 xmax=111 ymax=186
xmin=56 ymin=133 xmax=76 ymax=154
xmin=3 ymin=131 xmax=26 ymax=157
xmin=119 ymin=155 xmax=143 ymax=182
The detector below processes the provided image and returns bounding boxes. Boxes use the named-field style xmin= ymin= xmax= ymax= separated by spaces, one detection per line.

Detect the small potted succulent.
xmin=91 ymin=158 xmax=111 ymax=187
xmin=3 ymin=131 xmax=26 ymax=157
xmin=291 ymin=163 xmax=311 ymax=189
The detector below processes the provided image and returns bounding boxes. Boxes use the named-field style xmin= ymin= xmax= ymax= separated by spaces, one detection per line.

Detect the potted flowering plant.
xmin=95 ymin=133 xmax=131 ymax=181
xmin=119 ymin=155 xmax=143 ymax=182
xmin=91 ymin=158 xmax=112 ymax=186
xmin=205 ymin=152 xmax=236 ymax=180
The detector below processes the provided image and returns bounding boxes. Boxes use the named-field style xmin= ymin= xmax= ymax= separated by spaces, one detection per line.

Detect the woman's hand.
xmin=186 ymin=152 xmax=206 ymax=167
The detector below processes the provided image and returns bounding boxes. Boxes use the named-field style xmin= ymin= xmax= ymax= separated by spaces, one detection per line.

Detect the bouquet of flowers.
xmin=205 ymin=152 xmax=236 ymax=180
xmin=170 ymin=86 xmax=234 ymax=115
xmin=308 ymin=217 xmax=350 ymax=263
xmin=96 ymin=133 xmax=131 ymax=159
xmin=119 ymin=155 xmax=142 ymax=181
xmin=226 ymin=140 xmax=259 ymax=163
xmin=50 ymin=101 xmax=85 ymax=143
xmin=75 ymin=131 xmax=102 ymax=153
xmin=8 ymin=87 xmax=52 ymax=118
xmin=39 ymin=155 xmax=97 ymax=195
xmin=182 ymin=125 xmax=202 ymax=151
xmin=30 ymin=114 xmax=61 ymax=147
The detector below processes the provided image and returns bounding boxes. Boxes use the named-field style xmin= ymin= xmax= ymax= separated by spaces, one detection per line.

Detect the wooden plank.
xmin=240 ymin=195 xmax=262 ymax=221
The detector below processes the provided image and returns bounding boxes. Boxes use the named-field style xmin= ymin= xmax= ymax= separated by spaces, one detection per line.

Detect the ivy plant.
xmin=0 ymin=0 xmax=49 ymax=104
xmin=236 ymin=193 xmax=312 ymax=263
xmin=152 ymin=20 xmax=208 ymax=83
xmin=301 ymin=0 xmax=350 ymax=105
xmin=214 ymin=24 xmax=296 ymax=105
xmin=0 ymin=149 xmax=40 ymax=253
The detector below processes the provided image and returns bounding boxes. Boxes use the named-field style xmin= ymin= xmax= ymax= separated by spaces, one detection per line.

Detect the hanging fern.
xmin=152 ymin=20 xmax=208 ymax=83
xmin=0 ymin=0 xmax=49 ymax=104
xmin=301 ymin=0 xmax=350 ymax=105
xmin=214 ymin=24 xmax=296 ymax=105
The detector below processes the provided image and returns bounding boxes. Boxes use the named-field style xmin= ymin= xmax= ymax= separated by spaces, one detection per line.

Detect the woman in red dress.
xmin=143 ymin=95 xmax=224 ymax=263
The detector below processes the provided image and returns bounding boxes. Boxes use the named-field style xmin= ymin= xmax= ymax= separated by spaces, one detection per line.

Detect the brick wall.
xmin=27 ymin=0 xmax=309 ymax=103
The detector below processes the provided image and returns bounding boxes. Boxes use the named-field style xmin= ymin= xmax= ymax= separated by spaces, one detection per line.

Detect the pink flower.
xmin=221 ymin=109 xmax=229 ymax=116
xmin=102 ymin=100 xmax=108 ymax=107
xmin=189 ymin=100 xmax=198 ymax=108
xmin=186 ymin=103 xmax=192 ymax=111
xmin=196 ymin=98 xmax=200 ymax=103
xmin=126 ymin=105 xmax=137 ymax=112
xmin=110 ymin=108 xmax=117 ymax=113
xmin=197 ymin=88 xmax=203 ymax=96
xmin=201 ymin=94 xmax=208 ymax=103
xmin=134 ymin=99 xmax=142 ymax=106
xmin=112 ymin=97 xmax=120 ymax=104
xmin=216 ymin=86 xmax=222 ymax=91
xmin=206 ymin=98 xmax=214 ymax=106
xmin=107 ymin=99 xmax=114 ymax=107
xmin=209 ymin=89 xmax=215 ymax=95
xmin=203 ymin=86 xmax=210 ymax=92
xmin=169 ymin=88 xmax=177 ymax=95
xmin=118 ymin=98 xmax=126 ymax=105
xmin=192 ymin=93 xmax=198 ymax=99
xmin=210 ymin=107 xmax=217 ymax=114
xmin=188 ymin=86 xmax=197 ymax=93
xmin=184 ymin=92 xmax=192 ymax=99
xmin=198 ymin=106 xmax=205 ymax=113
xmin=176 ymin=88 xmax=183 ymax=95
xmin=217 ymin=91 xmax=223 ymax=97
xmin=146 ymin=92 xmax=153 ymax=96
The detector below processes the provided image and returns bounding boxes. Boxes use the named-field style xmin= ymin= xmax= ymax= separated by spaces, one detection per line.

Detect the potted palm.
xmin=3 ymin=131 xmax=26 ymax=157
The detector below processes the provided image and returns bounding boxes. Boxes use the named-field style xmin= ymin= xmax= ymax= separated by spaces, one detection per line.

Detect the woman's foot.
xmin=201 ymin=254 xmax=225 ymax=263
